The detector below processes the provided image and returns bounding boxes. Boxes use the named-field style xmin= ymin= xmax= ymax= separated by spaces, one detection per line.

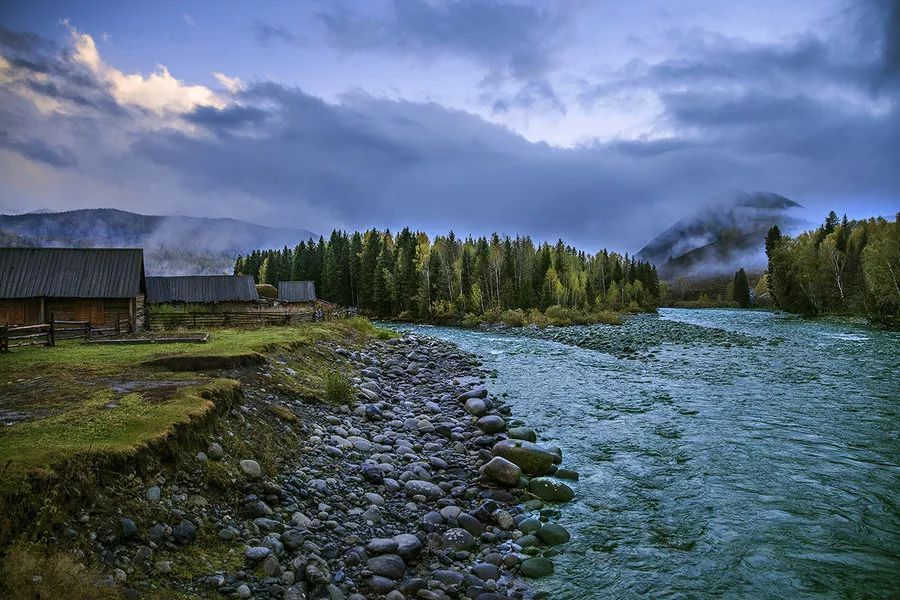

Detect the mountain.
xmin=0 ymin=208 xmax=318 ymax=275
xmin=637 ymin=191 xmax=804 ymax=279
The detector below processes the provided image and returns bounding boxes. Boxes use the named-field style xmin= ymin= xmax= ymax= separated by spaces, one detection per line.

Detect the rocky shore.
xmin=81 ymin=331 xmax=578 ymax=599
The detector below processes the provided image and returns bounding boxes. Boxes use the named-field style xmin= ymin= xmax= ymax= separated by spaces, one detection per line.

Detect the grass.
xmin=323 ymin=369 xmax=355 ymax=404
xmin=0 ymin=542 xmax=122 ymax=600
xmin=0 ymin=318 xmax=391 ymax=504
xmin=0 ymin=379 xmax=239 ymax=479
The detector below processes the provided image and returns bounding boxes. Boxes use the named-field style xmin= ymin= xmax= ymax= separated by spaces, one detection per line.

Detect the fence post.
xmin=48 ymin=313 xmax=55 ymax=347
xmin=116 ymin=311 xmax=120 ymax=335
xmin=193 ymin=313 xmax=197 ymax=328
xmin=1 ymin=325 xmax=7 ymax=353
xmin=85 ymin=320 xmax=92 ymax=341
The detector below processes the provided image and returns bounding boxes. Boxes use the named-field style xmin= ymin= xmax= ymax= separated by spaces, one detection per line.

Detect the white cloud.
xmin=183 ymin=13 xmax=196 ymax=27
xmin=68 ymin=24 xmax=223 ymax=114
xmin=213 ymin=72 xmax=245 ymax=94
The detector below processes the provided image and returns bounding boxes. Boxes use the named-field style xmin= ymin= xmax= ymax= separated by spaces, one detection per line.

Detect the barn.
xmin=145 ymin=275 xmax=260 ymax=308
xmin=277 ymin=281 xmax=317 ymax=303
xmin=0 ymin=247 xmax=146 ymax=328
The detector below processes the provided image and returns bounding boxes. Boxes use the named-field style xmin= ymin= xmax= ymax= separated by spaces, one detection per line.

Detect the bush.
xmin=461 ymin=313 xmax=482 ymax=328
xmin=500 ymin=309 xmax=527 ymax=327
xmin=323 ymin=369 xmax=354 ymax=404
xmin=347 ymin=316 xmax=376 ymax=335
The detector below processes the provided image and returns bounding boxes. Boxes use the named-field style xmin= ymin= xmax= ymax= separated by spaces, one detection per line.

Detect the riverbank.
xmin=0 ymin=319 xmax=578 ymax=599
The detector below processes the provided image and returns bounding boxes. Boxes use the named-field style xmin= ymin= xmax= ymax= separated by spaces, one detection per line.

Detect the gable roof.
xmin=278 ymin=280 xmax=316 ymax=302
xmin=146 ymin=275 xmax=259 ymax=304
xmin=0 ymin=247 xmax=145 ymax=299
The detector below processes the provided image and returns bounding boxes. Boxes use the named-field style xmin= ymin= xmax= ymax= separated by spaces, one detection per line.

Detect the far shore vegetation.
xmin=235 ymin=228 xmax=661 ymax=327
xmin=766 ymin=212 xmax=899 ymax=327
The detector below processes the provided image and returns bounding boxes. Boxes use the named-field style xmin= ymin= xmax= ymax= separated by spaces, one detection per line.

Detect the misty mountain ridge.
xmin=0 ymin=208 xmax=318 ymax=275
xmin=637 ymin=191 xmax=805 ymax=279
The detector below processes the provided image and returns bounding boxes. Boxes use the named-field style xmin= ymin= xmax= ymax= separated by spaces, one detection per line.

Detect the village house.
xmin=0 ymin=247 xmax=146 ymax=329
xmin=145 ymin=275 xmax=260 ymax=309
xmin=277 ymin=280 xmax=317 ymax=304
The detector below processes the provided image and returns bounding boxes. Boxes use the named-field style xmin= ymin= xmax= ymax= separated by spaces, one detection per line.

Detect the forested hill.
xmin=766 ymin=212 xmax=900 ymax=327
xmin=236 ymin=229 xmax=661 ymax=325
xmin=0 ymin=208 xmax=317 ymax=275
xmin=638 ymin=191 xmax=804 ymax=279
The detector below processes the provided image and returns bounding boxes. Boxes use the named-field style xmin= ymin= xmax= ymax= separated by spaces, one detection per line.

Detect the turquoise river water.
xmin=394 ymin=309 xmax=900 ymax=599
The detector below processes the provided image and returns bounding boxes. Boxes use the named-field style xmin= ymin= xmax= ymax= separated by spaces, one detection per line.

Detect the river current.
xmin=393 ymin=309 xmax=900 ymax=599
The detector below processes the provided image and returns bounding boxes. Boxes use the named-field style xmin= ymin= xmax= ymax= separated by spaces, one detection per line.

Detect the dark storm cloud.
xmin=1 ymin=0 xmax=898 ymax=251
xmin=318 ymin=0 xmax=564 ymax=80
xmin=0 ymin=130 xmax=77 ymax=167
xmin=185 ymin=104 xmax=269 ymax=128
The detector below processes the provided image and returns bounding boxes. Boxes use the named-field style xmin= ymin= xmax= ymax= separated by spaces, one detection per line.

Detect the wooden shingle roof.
xmin=0 ymin=247 xmax=145 ymax=299
xmin=278 ymin=281 xmax=316 ymax=302
xmin=146 ymin=275 xmax=259 ymax=304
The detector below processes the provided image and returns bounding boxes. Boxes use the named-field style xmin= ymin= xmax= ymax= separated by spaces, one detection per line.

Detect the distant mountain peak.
xmin=637 ymin=191 xmax=804 ymax=279
xmin=0 ymin=208 xmax=318 ymax=275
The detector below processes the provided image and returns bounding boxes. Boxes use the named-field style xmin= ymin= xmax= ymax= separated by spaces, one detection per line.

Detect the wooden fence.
xmin=1 ymin=312 xmax=131 ymax=353
xmin=145 ymin=307 xmax=355 ymax=330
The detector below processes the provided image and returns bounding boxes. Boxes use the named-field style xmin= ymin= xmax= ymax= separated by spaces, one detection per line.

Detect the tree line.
xmin=765 ymin=212 xmax=899 ymax=325
xmin=234 ymin=228 xmax=661 ymax=322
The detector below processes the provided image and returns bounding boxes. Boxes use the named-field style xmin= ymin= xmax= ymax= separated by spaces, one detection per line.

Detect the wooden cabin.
xmin=277 ymin=281 xmax=317 ymax=304
xmin=145 ymin=275 xmax=260 ymax=309
xmin=0 ymin=247 xmax=146 ymax=328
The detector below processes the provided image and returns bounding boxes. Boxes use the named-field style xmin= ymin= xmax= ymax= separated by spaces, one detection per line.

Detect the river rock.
xmin=529 ymin=477 xmax=575 ymax=502
xmin=480 ymin=457 xmax=521 ymax=487
xmin=172 ymin=520 xmax=196 ymax=545
xmin=472 ymin=562 xmax=501 ymax=581
xmin=367 ymin=538 xmax=399 ymax=555
xmin=517 ymin=518 xmax=541 ymax=534
xmin=442 ymin=527 xmax=476 ymax=551
xmin=457 ymin=388 xmax=488 ymax=402
xmin=555 ymin=468 xmax=580 ymax=480
xmin=464 ymin=398 xmax=488 ymax=416
xmin=207 ymin=442 xmax=224 ymax=460
xmin=477 ymin=415 xmax=506 ymax=434
xmin=404 ymin=479 xmax=442 ymax=500
xmin=507 ymin=427 xmax=537 ymax=442
xmin=239 ymin=459 xmax=262 ymax=479
xmin=537 ymin=523 xmax=571 ymax=545
xmin=492 ymin=439 xmax=556 ymax=475
xmin=520 ymin=557 xmax=554 ymax=578
xmin=393 ymin=533 xmax=423 ymax=559
xmin=367 ymin=554 xmax=407 ymax=580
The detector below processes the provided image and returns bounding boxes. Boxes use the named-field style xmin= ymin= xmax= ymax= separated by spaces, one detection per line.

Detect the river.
xmin=392 ymin=308 xmax=900 ymax=599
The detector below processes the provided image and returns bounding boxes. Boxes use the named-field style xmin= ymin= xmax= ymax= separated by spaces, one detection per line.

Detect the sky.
xmin=0 ymin=0 xmax=898 ymax=253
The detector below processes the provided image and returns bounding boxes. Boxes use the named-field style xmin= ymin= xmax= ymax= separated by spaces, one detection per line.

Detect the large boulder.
xmin=491 ymin=439 xmax=556 ymax=475
xmin=480 ymin=457 xmax=521 ymax=487
xmin=529 ymin=477 xmax=575 ymax=502
xmin=520 ymin=557 xmax=554 ymax=578
xmin=477 ymin=415 xmax=506 ymax=434
xmin=537 ymin=523 xmax=571 ymax=545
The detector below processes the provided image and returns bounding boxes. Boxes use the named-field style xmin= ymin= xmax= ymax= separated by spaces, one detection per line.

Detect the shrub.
xmin=500 ymin=309 xmax=527 ymax=327
xmin=461 ymin=313 xmax=482 ymax=328
xmin=347 ymin=316 xmax=376 ymax=335
xmin=323 ymin=369 xmax=354 ymax=404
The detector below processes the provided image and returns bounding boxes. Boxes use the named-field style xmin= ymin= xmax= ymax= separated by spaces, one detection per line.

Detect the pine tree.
xmin=733 ymin=268 xmax=751 ymax=308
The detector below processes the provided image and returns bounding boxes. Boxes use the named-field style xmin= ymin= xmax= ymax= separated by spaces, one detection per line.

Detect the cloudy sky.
xmin=0 ymin=0 xmax=897 ymax=252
